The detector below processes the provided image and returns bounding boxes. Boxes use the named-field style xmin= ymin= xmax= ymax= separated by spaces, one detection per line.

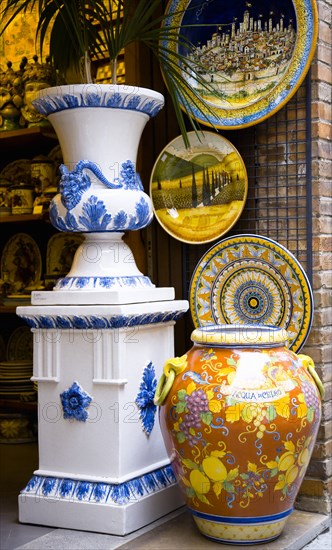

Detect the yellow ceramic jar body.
xmin=157 ymin=325 xmax=322 ymax=545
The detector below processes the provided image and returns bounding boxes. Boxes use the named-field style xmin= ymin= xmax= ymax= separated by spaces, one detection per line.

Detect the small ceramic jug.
xmin=155 ymin=324 xmax=323 ymax=545
xmin=11 ymin=182 xmax=34 ymax=214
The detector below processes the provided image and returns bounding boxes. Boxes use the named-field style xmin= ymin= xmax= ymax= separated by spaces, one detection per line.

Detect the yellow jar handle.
xmin=154 ymin=354 xmax=188 ymax=406
xmin=298 ymin=354 xmax=325 ymax=399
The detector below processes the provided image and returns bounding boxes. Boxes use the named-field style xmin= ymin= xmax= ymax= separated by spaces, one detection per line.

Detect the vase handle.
xmin=297 ymin=354 xmax=325 ymax=399
xmin=154 ymin=354 xmax=188 ymax=406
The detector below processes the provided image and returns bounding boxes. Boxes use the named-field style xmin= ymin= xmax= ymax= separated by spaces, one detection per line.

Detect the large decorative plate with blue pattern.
xmin=163 ymin=0 xmax=318 ymax=128
xmin=189 ymin=234 xmax=313 ymax=352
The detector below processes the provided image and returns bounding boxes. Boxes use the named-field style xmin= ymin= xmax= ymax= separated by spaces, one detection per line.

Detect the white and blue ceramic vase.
xmin=33 ymin=84 xmax=164 ymax=291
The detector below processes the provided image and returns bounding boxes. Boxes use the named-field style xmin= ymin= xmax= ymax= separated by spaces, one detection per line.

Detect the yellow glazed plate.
xmin=150 ymin=131 xmax=248 ymax=244
xmin=189 ymin=234 xmax=313 ymax=352
xmin=162 ymin=0 xmax=318 ymax=128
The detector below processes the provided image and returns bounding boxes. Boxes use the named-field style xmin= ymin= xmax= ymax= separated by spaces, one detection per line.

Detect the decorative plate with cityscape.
xmin=150 ymin=131 xmax=248 ymax=244
xmin=189 ymin=234 xmax=313 ymax=352
xmin=163 ymin=0 xmax=318 ymax=128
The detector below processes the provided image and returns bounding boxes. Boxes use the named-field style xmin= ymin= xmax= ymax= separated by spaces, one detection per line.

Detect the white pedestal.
xmin=17 ymin=296 xmax=188 ymax=534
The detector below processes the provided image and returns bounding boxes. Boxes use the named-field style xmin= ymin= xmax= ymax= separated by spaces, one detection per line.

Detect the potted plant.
xmin=1 ymin=0 xmax=213 ymax=293
xmin=1 ymin=0 xmax=214 ymax=139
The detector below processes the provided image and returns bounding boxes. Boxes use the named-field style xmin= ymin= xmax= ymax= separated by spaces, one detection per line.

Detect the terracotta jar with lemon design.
xmin=155 ymin=325 xmax=323 ymax=545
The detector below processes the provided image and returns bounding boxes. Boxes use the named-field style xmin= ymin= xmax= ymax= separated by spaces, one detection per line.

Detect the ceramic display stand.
xmin=15 ymin=83 xmax=189 ymax=534
xmin=16 ymin=280 xmax=188 ymax=535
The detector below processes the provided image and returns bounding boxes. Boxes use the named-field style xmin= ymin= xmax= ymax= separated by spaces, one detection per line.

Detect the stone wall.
xmin=296 ymin=0 xmax=332 ymax=515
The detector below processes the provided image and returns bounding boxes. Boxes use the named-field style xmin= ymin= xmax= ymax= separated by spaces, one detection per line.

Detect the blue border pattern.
xmin=33 ymin=90 xmax=164 ymax=118
xmin=21 ymin=464 xmax=176 ymax=505
xmin=18 ymin=310 xmax=187 ymax=329
xmin=190 ymin=507 xmax=293 ymax=523
xmin=54 ymin=276 xmax=153 ymax=290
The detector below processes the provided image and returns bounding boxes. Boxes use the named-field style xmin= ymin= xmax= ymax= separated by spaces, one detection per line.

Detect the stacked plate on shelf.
xmin=0 ymin=327 xmax=37 ymax=443
xmin=0 ymin=360 xmax=35 ymax=401
xmin=0 ymin=326 xmax=35 ymax=402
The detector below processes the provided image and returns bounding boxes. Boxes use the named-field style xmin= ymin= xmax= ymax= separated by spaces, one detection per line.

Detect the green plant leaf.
xmin=0 ymin=0 xmax=220 ymax=143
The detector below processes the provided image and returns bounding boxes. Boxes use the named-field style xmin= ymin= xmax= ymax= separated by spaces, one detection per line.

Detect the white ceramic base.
xmin=16 ymin=298 xmax=188 ymax=535
xmin=19 ymin=484 xmax=184 ymax=536
xmin=31 ymin=287 xmax=175 ymax=305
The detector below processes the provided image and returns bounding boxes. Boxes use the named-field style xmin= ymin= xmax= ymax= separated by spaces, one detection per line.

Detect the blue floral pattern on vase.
xmin=60 ymin=381 xmax=92 ymax=422
xmin=113 ymin=210 xmax=127 ymax=228
xmin=136 ymin=362 xmax=157 ymax=436
xmin=79 ymin=195 xmax=112 ymax=230
xmin=134 ymin=196 xmax=151 ymax=226
xmin=49 ymin=193 xmax=152 ymax=232
xmin=49 ymin=158 xmax=152 ymax=233
xmin=49 ymin=202 xmax=80 ymax=232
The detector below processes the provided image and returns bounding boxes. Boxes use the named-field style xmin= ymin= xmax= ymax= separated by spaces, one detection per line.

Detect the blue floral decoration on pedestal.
xmin=60 ymin=381 xmax=92 ymax=422
xmin=136 ymin=362 xmax=157 ymax=436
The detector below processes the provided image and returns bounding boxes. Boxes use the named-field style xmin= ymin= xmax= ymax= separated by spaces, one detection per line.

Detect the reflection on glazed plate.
xmin=189 ymin=234 xmax=313 ymax=352
xmin=150 ymin=131 xmax=248 ymax=244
